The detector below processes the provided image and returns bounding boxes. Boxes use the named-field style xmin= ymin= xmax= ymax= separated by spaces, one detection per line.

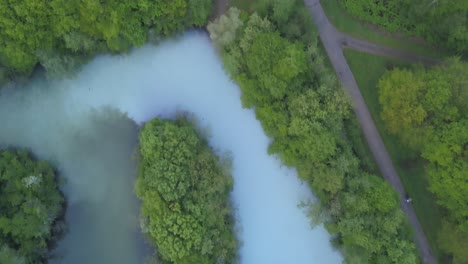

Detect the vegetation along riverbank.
xmin=209 ymin=2 xmax=419 ymax=262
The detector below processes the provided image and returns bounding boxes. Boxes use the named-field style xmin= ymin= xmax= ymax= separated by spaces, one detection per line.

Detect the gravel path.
xmin=303 ymin=0 xmax=437 ymax=263
xmin=338 ymin=33 xmax=439 ymax=65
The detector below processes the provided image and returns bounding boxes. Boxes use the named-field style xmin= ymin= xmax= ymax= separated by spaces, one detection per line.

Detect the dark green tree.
xmin=0 ymin=149 xmax=64 ymax=263
xmin=136 ymin=117 xmax=237 ymax=264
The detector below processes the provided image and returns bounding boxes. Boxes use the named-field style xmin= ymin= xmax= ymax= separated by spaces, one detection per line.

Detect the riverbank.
xmin=209 ymin=2 xmax=420 ymax=262
xmin=1 ymin=31 xmax=342 ymax=263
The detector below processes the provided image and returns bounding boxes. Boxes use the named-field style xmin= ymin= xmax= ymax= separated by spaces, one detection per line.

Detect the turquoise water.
xmin=0 ymin=31 xmax=342 ymax=263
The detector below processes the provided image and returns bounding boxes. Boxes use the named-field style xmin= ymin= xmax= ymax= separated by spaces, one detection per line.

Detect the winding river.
xmin=0 ymin=31 xmax=342 ymax=264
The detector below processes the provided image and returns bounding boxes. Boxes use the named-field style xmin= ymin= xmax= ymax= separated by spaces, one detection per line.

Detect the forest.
xmin=378 ymin=60 xmax=468 ymax=263
xmin=209 ymin=2 xmax=418 ymax=263
xmin=337 ymin=0 xmax=468 ymax=55
xmin=0 ymin=150 xmax=65 ymax=264
xmin=136 ymin=117 xmax=238 ymax=264
xmin=0 ymin=0 xmax=466 ymax=263
xmin=0 ymin=0 xmax=213 ymax=80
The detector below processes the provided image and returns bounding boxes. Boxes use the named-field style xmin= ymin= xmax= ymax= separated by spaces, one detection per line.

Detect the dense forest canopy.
xmin=0 ymin=0 xmax=212 ymax=79
xmin=338 ymin=0 xmax=468 ymax=55
xmin=209 ymin=2 xmax=418 ymax=263
xmin=0 ymin=149 xmax=64 ymax=264
xmin=378 ymin=59 xmax=468 ymax=263
xmin=136 ymin=117 xmax=237 ymax=264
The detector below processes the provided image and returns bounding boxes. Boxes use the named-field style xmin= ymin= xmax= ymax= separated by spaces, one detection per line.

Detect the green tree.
xmin=0 ymin=0 xmax=55 ymax=73
xmin=237 ymin=31 xmax=308 ymax=107
xmin=0 ymin=150 xmax=65 ymax=263
xmin=422 ymin=120 xmax=468 ymax=232
xmin=379 ymin=59 xmax=468 ymax=262
xmin=0 ymin=0 xmax=214 ymax=78
xmin=256 ymin=0 xmax=296 ymax=25
xmin=378 ymin=60 xmax=466 ymax=149
xmin=136 ymin=117 xmax=237 ymax=264
xmin=378 ymin=68 xmax=427 ymax=140
xmin=438 ymin=221 xmax=468 ymax=264
xmin=335 ymin=174 xmax=416 ymax=264
xmin=209 ymin=8 xmax=419 ymax=262
xmin=208 ymin=7 xmax=244 ymax=49
xmin=186 ymin=0 xmax=213 ymax=26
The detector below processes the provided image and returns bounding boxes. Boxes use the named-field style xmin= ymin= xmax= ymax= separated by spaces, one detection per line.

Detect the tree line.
xmin=0 ymin=0 xmax=213 ymax=81
xmin=378 ymin=60 xmax=468 ymax=263
xmin=136 ymin=117 xmax=238 ymax=264
xmin=338 ymin=0 xmax=468 ymax=55
xmin=209 ymin=2 xmax=419 ymax=263
xmin=0 ymin=149 xmax=65 ymax=264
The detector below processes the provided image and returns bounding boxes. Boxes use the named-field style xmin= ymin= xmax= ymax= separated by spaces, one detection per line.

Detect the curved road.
xmin=303 ymin=0 xmax=437 ymax=263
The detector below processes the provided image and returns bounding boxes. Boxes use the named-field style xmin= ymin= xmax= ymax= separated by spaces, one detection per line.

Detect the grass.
xmin=321 ymin=0 xmax=446 ymax=59
xmin=343 ymin=48 xmax=446 ymax=261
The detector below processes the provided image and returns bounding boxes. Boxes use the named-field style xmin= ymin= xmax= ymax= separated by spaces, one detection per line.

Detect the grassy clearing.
xmin=321 ymin=0 xmax=445 ymax=59
xmin=343 ymin=48 xmax=445 ymax=260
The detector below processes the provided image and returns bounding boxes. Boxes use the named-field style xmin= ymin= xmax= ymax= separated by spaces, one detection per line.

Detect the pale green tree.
xmin=207 ymin=7 xmax=243 ymax=49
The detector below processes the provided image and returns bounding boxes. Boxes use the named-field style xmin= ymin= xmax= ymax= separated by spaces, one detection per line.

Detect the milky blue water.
xmin=0 ymin=31 xmax=342 ymax=264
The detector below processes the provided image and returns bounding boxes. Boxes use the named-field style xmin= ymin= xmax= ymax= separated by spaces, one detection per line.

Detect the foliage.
xmin=36 ymin=50 xmax=81 ymax=80
xmin=378 ymin=68 xmax=431 ymax=149
xmin=422 ymin=120 xmax=468 ymax=230
xmin=255 ymin=0 xmax=317 ymax=44
xmin=378 ymin=59 xmax=468 ymax=262
xmin=337 ymin=0 xmax=468 ymax=55
xmin=379 ymin=68 xmax=426 ymax=134
xmin=379 ymin=60 xmax=467 ymax=148
xmin=210 ymin=4 xmax=418 ymax=263
xmin=0 ymin=149 xmax=64 ymax=263
xmin=136 ymin=117 xmax=237 ymax=264
xmin=242 ymin=31 xmax=308 ymax=104
xmin=437 ymin=221 xmax=468 ymax=264
xmin=0 ymin=0 xmax=213 ymax=77
xmin=343 ymin=49 xmax=448 ymax=259
xmin=207 ymin=7 xmax=244 ymax=49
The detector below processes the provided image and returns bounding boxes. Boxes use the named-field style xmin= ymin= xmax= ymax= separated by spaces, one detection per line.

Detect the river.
xmin=0 ymin=31 xmax=342 ymax=263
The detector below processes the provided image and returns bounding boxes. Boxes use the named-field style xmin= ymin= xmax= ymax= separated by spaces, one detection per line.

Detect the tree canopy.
xmin=378 ymin=59 xmax=468 ymax=263
xmin=0 ymin=149 xmax=65 ymax=264
xmin=0 ymin=0 xmax=213 ymax=78
xmin=136 ymin=117 xmax=237 ymax=264
xmin=209 ymin=3 xmax=418 ymax=263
